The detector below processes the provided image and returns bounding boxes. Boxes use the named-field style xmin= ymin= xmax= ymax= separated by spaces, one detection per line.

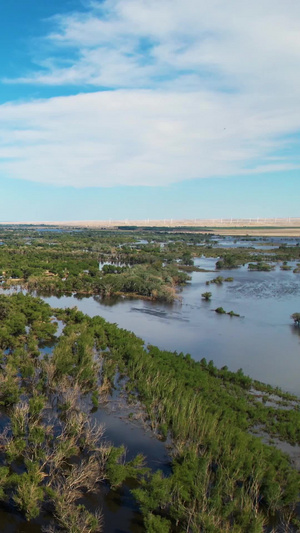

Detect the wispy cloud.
xmin=7 ymin=0 xmax=300 ymax=94
xmin=1 ymin=0 xmax=300 ymax=187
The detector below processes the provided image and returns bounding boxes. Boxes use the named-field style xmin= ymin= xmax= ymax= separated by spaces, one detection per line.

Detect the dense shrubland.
xmin=0 ymin=294 xmax=147 ymax=531
xmin=0 ymin=229 xmax=192 ymax=302
xmin=0 ymin=228 xmax=299 ymax=305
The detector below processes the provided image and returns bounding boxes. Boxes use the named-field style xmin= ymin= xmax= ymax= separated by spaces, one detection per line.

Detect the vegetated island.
xmin=215 ymin=306 xmax=240 ymax=317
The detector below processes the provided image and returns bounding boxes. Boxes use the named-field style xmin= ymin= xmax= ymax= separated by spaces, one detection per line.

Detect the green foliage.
xmin=227 ymin=310 xmax=240 ymax=317
xmin=216 ymin=255 xmax=241 ymax=269
xmin=91 ymin=389 xmax=99 ymax=408
xmin=12 ymin=466 xmax=45 ymax=520
xmin=248 ymin=261 xmax=274 ymax=271
xmin=210 ymin=275 xmax=224 ymax=284
xmin=180 ymin=252 xmax=194 ymax=266
xmin=0 ymin=228 xmax=196 ymax=302
xmin=0 ymin=369 xmax=21 ymax=406
xmin=133 ymin=471 xmax=170 ymax=515
xmin=6 ymin=437 xmax=26 ymax=462
xmin=214 ymin=307 xmax=240 ymax=317
xmin=144 ymin=513 xmax=171 ymax=532
xmin=0 ymin=467 xmax=10 ymax=501
xmin=201 ymin=291 xmax=212 ymax=300
xmin=291 ymin=312 xmax=300 ymax=325
xmin=107 ymin=447 xmax=147 ymax=487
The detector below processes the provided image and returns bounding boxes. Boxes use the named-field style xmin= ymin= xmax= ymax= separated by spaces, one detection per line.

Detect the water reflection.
xmin=41 ymin=259 xmax=300 ymax=396
xmin=290 ymin=324 xmax=300 ymax=338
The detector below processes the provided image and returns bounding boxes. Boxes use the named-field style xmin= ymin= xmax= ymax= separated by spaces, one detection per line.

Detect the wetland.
xmin=0 ymin=226 xmax=299 ymax=532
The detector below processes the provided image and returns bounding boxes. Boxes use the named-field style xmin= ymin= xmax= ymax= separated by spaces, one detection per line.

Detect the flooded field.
xmin=1 ymin=235 xmax=300 ymax=532
xmin=40 ymin=255 xmax=300 ymax=395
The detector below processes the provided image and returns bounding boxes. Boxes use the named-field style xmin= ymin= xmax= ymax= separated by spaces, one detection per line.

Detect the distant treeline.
xmin=0 ymin=228 xmax=299 ymax=304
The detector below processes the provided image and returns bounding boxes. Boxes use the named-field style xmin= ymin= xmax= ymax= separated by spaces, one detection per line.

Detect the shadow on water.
xmin=290 ymin=324 xmax=300 ymax=338
xmin=130 ymin=307 xmax=189 ymax=322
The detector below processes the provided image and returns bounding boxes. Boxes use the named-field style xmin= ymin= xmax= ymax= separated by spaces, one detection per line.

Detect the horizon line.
xmin=0 ymin=217 xmax=299 ymax=228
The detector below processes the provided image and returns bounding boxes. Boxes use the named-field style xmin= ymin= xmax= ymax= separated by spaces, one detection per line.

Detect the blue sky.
xmin=0 ymin=0 xmax=299 ymax=222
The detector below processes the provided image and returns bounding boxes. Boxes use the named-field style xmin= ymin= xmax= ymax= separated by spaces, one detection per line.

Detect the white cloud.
xmin=1 ymin=0 xmax=300 ymax=187
xmin=0 ymin=89 xmax=299 ymax=188
xmin=8 ymin=0 xmax=300 ymax=95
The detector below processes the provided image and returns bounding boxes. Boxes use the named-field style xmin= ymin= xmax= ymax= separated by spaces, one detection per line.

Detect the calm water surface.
xmin=42 ymin=258 xmax=300 ymax=395
xmin=210 ymin=236 xmax=300 ymax=248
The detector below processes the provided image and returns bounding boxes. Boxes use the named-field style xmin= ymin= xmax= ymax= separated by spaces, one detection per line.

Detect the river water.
xmin=41 ymin=256 xmax=300 ymax=395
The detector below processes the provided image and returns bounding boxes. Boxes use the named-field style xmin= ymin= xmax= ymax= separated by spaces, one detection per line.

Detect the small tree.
xmin=215 ymin=307 xmax=226 ymax=314
xmin=201 ymin=292 xmax=212 ymax=301
xmin=291 ymin=313 xmax=300 ymax=326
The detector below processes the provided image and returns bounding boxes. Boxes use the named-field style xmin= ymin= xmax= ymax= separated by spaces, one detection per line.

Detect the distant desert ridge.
xmin=0 ymin=217 xmax=299 ymax=236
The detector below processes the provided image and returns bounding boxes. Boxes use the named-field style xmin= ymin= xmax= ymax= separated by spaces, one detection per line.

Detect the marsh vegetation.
xmin=0 ymin=227 xmax=299 ymax=532
xmin=0 ymin=293 xmax=299 ymax=531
